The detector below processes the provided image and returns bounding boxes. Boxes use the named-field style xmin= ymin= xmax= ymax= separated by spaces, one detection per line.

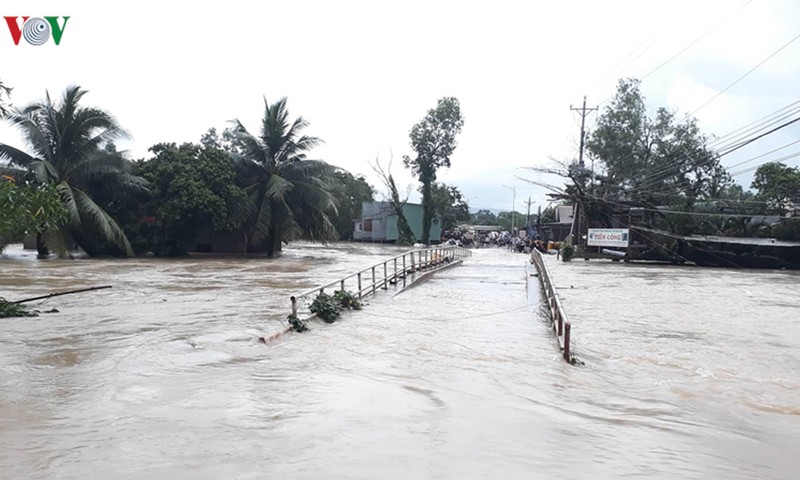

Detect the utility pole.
xmin=570 ymin=95 xmax=598 ymax=168
xmin=570 ymin=96 xmax=598 ymax=250
xmin=525 ymin=197 xmax=534 ymax=236
xmin=502 ymin=185 xmax=516 ymax=236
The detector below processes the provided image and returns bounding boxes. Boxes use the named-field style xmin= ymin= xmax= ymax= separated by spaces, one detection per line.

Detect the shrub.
xmin=560 ymin=244 xmax=575 ymax=262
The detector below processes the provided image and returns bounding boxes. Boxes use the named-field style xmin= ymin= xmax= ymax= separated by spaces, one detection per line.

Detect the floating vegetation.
xmin=287 ymin=314 xmax=310 ymax=332
xmin=309 ymin=290 xmax=362 ymax=323
xmin=333 ymin=290 xmax=362 ymax=311
xmin=0 ymin=298 xmax=37 ymax=318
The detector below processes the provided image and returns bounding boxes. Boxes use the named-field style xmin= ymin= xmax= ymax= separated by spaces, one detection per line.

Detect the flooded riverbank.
xmin=1 ymin=244 xmax=797 ymax=479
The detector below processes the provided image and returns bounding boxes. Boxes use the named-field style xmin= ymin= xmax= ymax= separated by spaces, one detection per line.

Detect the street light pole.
xmin=502 ymin=185 xmax=516 ymax=236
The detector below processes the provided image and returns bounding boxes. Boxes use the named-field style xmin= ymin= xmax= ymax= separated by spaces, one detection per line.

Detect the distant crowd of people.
xmin=441 ymin=228 xmax=562 ymax=254
xmin=507 ymin=236 xmax=562 ymax=254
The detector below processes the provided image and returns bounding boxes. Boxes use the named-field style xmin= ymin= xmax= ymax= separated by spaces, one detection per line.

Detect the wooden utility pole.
xmin=570 ymin=96 xmax=598 ymax=168
xmin=525 ymin=197 xmax=534 ymax=236
xmin=570 ymin=96 xmax=597 ymax=250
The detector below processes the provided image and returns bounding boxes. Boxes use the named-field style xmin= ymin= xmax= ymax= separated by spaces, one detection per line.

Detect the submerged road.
xmin=1 ymin=243 xmax=797 ymax=479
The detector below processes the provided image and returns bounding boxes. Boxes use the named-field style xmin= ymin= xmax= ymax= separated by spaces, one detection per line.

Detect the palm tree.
xmin=232 ymin=97 xmax=337 ymax=256
xmin=0 ymin=85 xmax=146 ymax=256
xmin=0 ymin=79 xmax=11 ymax=116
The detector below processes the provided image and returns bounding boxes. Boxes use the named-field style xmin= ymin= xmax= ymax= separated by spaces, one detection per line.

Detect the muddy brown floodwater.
xmin=1 ymin=243 xmax=798 ymax=479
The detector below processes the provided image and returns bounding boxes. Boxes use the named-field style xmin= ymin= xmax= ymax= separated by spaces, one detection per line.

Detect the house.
xmin=536 ymin=204 xmax=575 ymax=242
xmin=353 ymin=201 xmax=441 ymax=243
xmin=555 ymin=204 xmax=574 ymax=223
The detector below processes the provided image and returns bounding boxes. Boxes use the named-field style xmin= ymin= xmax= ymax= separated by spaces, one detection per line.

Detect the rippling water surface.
xmin=1 ymin=243 xmax=797 ymax=479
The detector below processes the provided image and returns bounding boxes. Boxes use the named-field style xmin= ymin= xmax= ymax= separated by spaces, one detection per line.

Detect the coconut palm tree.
xmin=0 ymin=85 xmax=146 ymax=256
xmin=0 ymin=79 xmax=11 ymax=116
xmin=231 ymin=97 xmax=337 ymax=256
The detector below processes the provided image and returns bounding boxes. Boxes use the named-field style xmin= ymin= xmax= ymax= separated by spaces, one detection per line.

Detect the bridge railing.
xmin=290 ymin=245 xmax=473 ymax=316
xmin=530 ymin=248 xmax=573 ymax=363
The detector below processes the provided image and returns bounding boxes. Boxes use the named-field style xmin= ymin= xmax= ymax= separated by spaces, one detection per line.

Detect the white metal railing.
xmin=530 ymin=248 xmax=573 ymax=363
xmin=289 ymin=245 xmax=473 ymax=316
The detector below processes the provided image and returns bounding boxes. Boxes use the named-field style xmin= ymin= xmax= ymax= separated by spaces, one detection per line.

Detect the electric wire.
xmin=689 ymin=31 xmax=800 ymax=116
xmin=640 ymin=0 xmax=755 ymax=82
xmin=708 ymin=99 xmax=800 ymax=147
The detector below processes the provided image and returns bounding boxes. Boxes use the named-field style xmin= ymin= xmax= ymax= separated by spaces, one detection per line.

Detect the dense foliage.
xmin=403 ymin=97 xmax=464 ymax=244
xmin=130 ymin=142 xmax=246 ymax=255
xmin=328 ymin=170 xmax=375 ymax=240
xmin=429 ymin=182 xmax=470 ymax=231
xmin=0 ymin=179 xmax=67 ymax=253
xmin=0 ymin=85 xmax=147 ymax=257
xmin=751 ymin=162 xmax=800 ymax=215
xmin=587 ymin=79 xmax=731 ymax=208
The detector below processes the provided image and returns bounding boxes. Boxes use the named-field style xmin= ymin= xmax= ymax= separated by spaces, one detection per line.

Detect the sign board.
xmin=587 ymin=228 xmax=630 ymax=247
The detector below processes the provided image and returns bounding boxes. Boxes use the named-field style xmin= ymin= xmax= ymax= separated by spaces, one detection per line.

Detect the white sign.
xmin=587 ymin=228 xmax=630 ymax=247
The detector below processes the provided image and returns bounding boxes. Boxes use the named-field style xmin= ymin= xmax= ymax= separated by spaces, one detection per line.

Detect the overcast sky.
xmin=2 ymin=0 xmax=799 ymax=214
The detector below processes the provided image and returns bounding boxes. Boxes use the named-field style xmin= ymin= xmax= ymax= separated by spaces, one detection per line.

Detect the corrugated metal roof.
xmin=633 ymin=226 xmax=800 ymax=248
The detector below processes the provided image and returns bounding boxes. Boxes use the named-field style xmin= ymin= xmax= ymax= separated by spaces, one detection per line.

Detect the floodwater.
xmin=0 ymin=243 xmax=798 ymax=479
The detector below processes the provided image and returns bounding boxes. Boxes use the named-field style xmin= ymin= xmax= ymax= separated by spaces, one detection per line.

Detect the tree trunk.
xmin=265 ymin=229 xmax=275 ymax=257
xmin=36 ymin=232 xmax=50 ymax=258
xmin=420 ymin=179 xmax=432 ymax=244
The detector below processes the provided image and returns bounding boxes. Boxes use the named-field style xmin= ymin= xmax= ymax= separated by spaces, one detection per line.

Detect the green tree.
xmin=587 ymin=79 xmax=731 ymax=208
xmin=200 ymin=126 xmax=247 ymax=155
xmin=470 ymin=209 xmax=498 ymax=225
xmin=497 ymin=210 xmax=524 ymax=232
xmin=132 ymin=142 xmax=246 ymax=255
xmin=429 ymin=182 xmax=470 ymax=231
xmin=0 ymin=178 xmax=67 ymax=253
xmin=403 ymin=97 xmax=464 ymax=244
xmin=328 ymin=169 xmax=375 ymax=240
xmin=751 ymin=162 xmax=800 ymax=214
xmin=231 ymin=97 xmax=337 ymax=256
xmin=0 ymin=85 xmax=146 ymax=256
xmin=539 ymin=206 xmax=557 ymax=223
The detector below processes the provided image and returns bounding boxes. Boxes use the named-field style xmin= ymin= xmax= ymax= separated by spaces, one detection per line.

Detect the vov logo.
xmin=4 ymin=16 xmax=70 ymax=46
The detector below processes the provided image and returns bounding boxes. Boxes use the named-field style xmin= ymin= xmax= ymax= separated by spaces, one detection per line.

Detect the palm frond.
xmin=56 ymin=181 xmax=81 ymax=226
xmin=264 ymin=174 xmax=293 ymax=201
xmin=230 ymin=119 xmax=268 ymax=167
xmin=250 ymin=189 xmax=273 ymax=244
xmin=0 ymin=143 xmax=37 ymax=168
xmin=2 ymin=109 xmax=53 ymax=163
xmin=73 ymin=187 xmax=133 ymax=256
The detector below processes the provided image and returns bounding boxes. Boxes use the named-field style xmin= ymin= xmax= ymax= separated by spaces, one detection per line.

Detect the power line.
xmin=640 ymin=0 xmax=755 ymax=81
xmin=592 ymin=0 xmax=753 ymax=108
xmin=689 ymin=31 xmax=800 ymax=116
xmin=716 ymin=115 xmax=800 ymax=157
xmin=715 ymin=106 xmax=800 ymax=154
xmin=729 ymin=150 xmax=800 ymax=177
xmin=724 ymin=138 xmax=800 ymax=171
xmin=708 ymin=99 xmax=800 ymax=147
xmin=622 ymin=113 xmax=800 ymax=194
